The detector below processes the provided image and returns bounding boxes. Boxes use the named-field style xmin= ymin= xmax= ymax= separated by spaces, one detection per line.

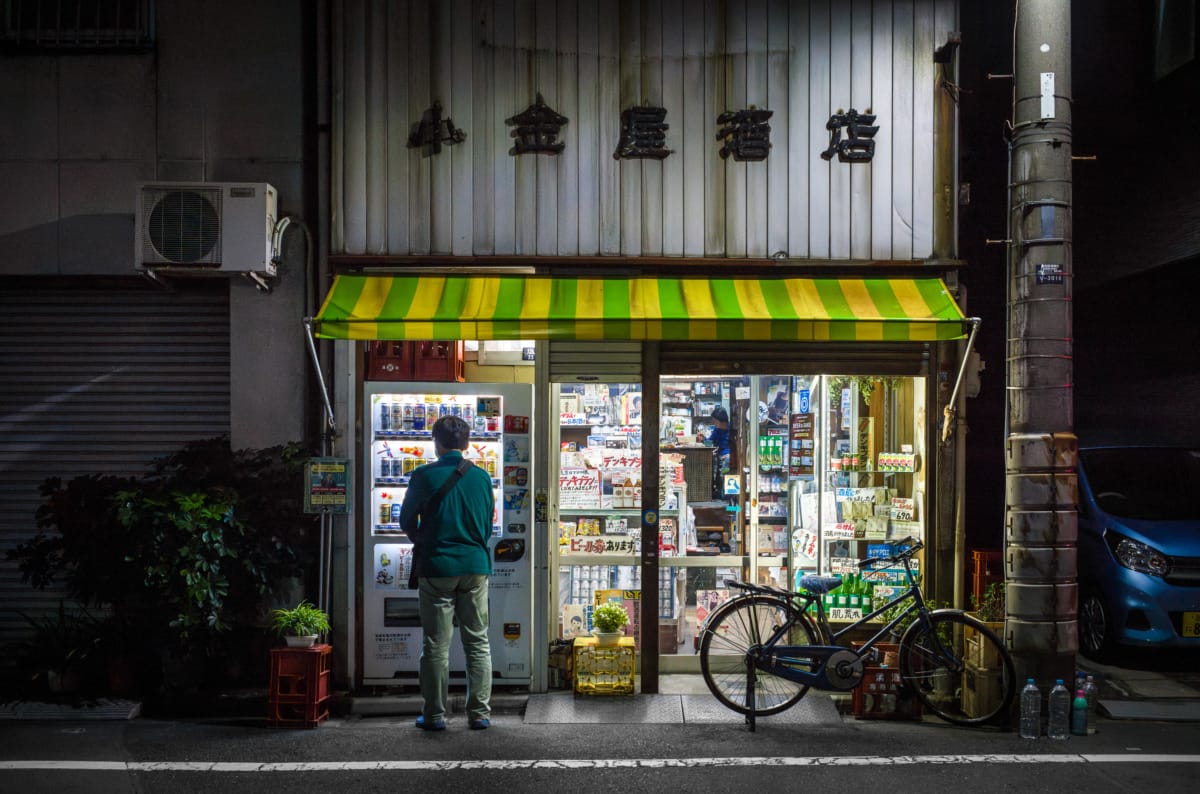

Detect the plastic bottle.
xmin=1083 ymin=675 xmax=1099 ymax=734
xmin=1047 ymin=679 xmax=1071 ymax=739
xmin=1071 ymin=688 xmax=1089 ymax=736
xmin=1019 ymin=678 xmax=1041 ymax=739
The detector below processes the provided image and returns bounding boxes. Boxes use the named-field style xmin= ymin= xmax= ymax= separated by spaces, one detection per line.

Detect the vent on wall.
xmin=135 ymin=182 xmax=277 ymax=277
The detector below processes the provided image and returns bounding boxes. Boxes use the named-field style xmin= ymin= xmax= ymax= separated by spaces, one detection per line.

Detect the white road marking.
xmin=3 ymin=755 xmax=1200 ymax=772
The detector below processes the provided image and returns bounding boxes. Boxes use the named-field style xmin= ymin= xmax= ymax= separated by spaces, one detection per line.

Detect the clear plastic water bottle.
xmin=1047 ymin=679 xmax=1071 ymax=739
xmin=1019 ymin=678 xmax=1041 ymax=739
xmin=1083 ymin=675 xmax=1099 ymax=734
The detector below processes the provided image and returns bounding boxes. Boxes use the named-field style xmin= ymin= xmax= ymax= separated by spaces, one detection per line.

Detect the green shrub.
xmin=7 ymin=437 xmax=319 ymax=666
xmin=592 ymin=602 xmax=629 ymax=633
xmin=270 ymin=602 xmax=331 ymax=638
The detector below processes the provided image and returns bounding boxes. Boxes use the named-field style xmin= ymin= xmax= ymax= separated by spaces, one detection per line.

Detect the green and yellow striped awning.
xmin=312 ymin=275 xmax=968 ymax=342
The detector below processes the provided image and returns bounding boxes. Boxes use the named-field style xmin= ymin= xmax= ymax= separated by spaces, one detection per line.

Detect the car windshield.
xmin=1081 ymin=447 xmax=1200 ymax=521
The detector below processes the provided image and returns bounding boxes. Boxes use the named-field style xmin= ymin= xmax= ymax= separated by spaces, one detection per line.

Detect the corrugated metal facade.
xmin=331 ymin=0 xmax=957 ymax=261
xmin=0 ymin=282 xmax=232 ymax=654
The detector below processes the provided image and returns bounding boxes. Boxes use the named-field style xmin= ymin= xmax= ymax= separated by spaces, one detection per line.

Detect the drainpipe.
xmin=1005 ymin=0 xmax=1078 ymax=690
xmin=933 ymin=30 xmax=962 ymax=606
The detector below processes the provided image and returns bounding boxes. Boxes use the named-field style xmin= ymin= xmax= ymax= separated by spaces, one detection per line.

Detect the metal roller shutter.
xmin=548 ymin=341 xmax=643 ymax=381
xmin=0 ymin=280 xmax=231 ymax=659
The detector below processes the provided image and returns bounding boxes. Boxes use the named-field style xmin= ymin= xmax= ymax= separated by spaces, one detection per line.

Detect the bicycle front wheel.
xmin=898 ymin=610 xmax=1016 ymax=726
xmin=698 ymin=595 xmax=816 ymax=716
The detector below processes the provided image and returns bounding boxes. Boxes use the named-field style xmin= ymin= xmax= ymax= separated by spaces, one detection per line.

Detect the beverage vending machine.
xmin=362 ymin=381 xmax=534 ymax=686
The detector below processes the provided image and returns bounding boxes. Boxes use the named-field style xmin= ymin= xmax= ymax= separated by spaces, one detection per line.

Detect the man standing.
xmin=399 ymin=414 xmax=494 ymax=731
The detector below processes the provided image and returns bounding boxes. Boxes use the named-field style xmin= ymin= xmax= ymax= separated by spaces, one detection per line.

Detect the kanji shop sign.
xmin=410 ymin=96 xmax=880 ymax=165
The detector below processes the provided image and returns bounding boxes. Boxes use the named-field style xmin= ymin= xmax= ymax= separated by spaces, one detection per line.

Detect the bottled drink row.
xmin=1020 ymin=672 xmax=1100 ymax=739
xmin=377 ymin=399 xmax=500 ymax=434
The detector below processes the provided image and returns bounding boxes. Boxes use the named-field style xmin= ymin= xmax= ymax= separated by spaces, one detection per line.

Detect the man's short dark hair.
xmin=432 ymin=414 xmax=471 ymax=450
xmin=711 ymin=406 xmax=729 ymax=424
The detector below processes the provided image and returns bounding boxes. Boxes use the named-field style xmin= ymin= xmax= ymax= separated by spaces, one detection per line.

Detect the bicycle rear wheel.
xmin=898 ymin=611 xmax=1016 ymax=726
xmin=698 ymin=595 xmax=816 ymax=716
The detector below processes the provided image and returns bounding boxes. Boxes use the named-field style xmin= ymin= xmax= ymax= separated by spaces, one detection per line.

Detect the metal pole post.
xmin=1005 ymin=0 xmax=1078 ymax=690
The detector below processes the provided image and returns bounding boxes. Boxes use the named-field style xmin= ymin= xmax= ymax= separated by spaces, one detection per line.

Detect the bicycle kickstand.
xmin=745 ymin=654 xmax=756 ymax=732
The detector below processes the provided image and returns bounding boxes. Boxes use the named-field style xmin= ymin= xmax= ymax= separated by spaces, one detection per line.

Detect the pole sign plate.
xmin=304 ymin=457 xmax=352 ymax=514
xmin=1036 ymin=263 xmax=1064 ymax=285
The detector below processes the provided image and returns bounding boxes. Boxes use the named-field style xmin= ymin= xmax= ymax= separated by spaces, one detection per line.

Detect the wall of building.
xmin=0 ymin=2 xmax=318 ymax=660
xmin=332 ymin=0 xmax=957 ymax=261
xmin=0 ymin=0 xmax=313 ymax=450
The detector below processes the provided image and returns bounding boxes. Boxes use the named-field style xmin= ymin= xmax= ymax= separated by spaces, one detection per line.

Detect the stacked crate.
xmin=573 ymin=636 xmax=635 ymax=695
xmin=268 ymin=645 xmax=332 ymax=728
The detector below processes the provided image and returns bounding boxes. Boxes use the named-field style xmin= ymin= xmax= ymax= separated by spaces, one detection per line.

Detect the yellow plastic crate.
xmin=573 ymin=636 xmax=636 ymax=695
xmin=962 ymin=659 xmax=1006 ymax=719
xmin=964 ymin=620 xmax=1006 ymax=670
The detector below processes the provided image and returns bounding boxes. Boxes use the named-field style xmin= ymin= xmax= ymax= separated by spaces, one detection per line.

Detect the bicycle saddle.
xmin=798 ymin=575 xmax=845 ymax=595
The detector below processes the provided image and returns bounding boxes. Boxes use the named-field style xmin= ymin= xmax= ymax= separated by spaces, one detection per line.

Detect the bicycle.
xmin=698 ymin=537 xmax=1016 ymax=731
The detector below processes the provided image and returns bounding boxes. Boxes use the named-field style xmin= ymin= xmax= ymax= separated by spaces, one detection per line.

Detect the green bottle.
xmin=1071 ymin=689 xmax=1088 ymax=736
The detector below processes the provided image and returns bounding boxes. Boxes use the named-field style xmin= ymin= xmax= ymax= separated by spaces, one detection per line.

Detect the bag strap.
xmin=421 ymin=458 xmax=474 ymax=519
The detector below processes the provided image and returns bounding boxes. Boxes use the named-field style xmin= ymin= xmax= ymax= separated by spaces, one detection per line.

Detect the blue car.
xmin=1077 ymin=446 xmax=1200 ymax=659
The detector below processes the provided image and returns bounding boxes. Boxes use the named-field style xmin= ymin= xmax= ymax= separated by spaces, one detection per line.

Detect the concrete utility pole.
xmin=1005 ymin=0 xmax=1078 ymax=690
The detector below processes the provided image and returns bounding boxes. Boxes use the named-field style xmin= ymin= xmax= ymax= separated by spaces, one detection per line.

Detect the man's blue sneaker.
xmin=415 ymin=715 xmax=446 ymax=731
xmin=469 ymin=718 xmax=490 ymax=730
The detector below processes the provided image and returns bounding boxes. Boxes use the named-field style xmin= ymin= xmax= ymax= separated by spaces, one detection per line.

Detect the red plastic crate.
xmin=412 ymin=340 xmax=465 ymax=382
xmin=269 ymin=645 xmax=332 ymax=728
xmin=850 ymin=643 xmax=922 ymax=720
xmin=365 ymin=341 xmax=415 ymax=380
xmin=972 ymin=550 xmax=1003 ymax=605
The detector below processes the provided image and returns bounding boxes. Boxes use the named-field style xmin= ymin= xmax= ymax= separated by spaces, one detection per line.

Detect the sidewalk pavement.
xmin=4 ymin=661 xmax=1199 ymax=724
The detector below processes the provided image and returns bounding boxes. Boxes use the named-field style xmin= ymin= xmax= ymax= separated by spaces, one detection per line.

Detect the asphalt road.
xmin=3 ymin=700 xmax=1199 ymax=794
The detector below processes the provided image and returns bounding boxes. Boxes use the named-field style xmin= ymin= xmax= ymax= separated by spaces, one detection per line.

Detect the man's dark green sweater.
xmin=399 ymin=450 xmax=494 ymax=577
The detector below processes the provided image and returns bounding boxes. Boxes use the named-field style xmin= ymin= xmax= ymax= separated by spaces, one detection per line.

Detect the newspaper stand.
xmin=268 ymin=644 xmax=332 ymax=727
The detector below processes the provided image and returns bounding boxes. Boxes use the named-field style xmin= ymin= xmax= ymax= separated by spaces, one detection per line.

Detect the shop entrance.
xmin=550 ymin=372 xmax=930 ymax=675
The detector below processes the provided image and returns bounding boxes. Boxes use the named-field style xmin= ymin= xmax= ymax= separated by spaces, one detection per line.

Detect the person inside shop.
xmin=399 ymin=414 xmax=494 ymax=731
xmin=698 ymin=406 xmax=731 ymax=466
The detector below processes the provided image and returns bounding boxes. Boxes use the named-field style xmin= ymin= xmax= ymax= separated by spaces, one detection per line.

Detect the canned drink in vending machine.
xmin=412 ymin=403 xmax=426 ymax=431
xmin=390 ymin=402 xmax=403 ymax=432
xmin=379 ymin=402 xmax=390 ymax=431
xmin=402 ymin=403 xmax=414 ymax=430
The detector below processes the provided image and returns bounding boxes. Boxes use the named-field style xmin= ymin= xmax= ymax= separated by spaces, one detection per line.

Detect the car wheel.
xmin=1079 ymin=589 xmax=1114 ymax=660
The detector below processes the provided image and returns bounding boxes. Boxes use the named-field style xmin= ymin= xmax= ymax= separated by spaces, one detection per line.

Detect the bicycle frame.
xmin=739 ymin=553 xmax=937 ymax=692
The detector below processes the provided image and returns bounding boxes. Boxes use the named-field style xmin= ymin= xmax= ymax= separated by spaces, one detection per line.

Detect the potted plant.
xmin=590 ymin=601 xmax=629 ymax=647
xmin=14 ymin=602 xmax=101 ymax=695
xmin=271 ymin=601 xmax=331 ymax=648
xmin=970 ymin=581 xmax=1006 ymax=628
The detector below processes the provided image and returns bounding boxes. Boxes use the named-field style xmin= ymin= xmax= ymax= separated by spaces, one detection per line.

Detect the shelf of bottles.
xmin=371 ymin=394 xmax=503 ymax=536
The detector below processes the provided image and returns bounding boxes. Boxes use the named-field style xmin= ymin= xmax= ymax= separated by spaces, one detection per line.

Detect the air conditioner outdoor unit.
xmin=135 ymin=182 xmax=278 ymax=276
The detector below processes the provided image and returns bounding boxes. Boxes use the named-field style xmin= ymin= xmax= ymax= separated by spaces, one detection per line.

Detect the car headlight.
xmin=1107 ymin=532 xmax=1171 ymax=576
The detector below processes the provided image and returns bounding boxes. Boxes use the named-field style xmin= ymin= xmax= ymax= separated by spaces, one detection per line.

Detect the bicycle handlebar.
xmin=856 ymin=536 xmax=924 ymax=569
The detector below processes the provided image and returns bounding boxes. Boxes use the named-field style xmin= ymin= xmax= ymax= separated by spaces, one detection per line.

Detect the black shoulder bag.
xmin=408 ymin=458 xmax=475 ymax=590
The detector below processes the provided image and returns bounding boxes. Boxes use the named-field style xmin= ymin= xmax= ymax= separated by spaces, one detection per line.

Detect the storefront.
xmin=310 ymin=273 xmax=970 ymax=690
xmin=316 ymin=0 xmax=970 ymax=693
